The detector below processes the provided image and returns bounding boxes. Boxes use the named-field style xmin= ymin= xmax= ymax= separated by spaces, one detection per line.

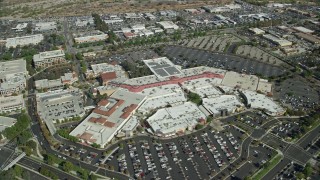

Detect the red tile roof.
xmin=120 ymin=104 xmax=138 ymax=119
xmin=88 ymin=117 xmax=107 ymax=124
xmin=98 ymin=99 xmax=109 ymax=106
xmin=104 ymin=121 xmax=115 ymax=128
xmin=78 ymin=132 xmax=97 ymax=142
xmin=101 ymin=72 xmax=117 ymax=82
xmin=93 ymin=99 xmax=124 ymax=116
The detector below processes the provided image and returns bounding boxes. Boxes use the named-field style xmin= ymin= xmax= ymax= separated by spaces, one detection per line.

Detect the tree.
xmin=303 ymin=163 xmax=313 ymax=177
xmin=187 ymin=92 xmax=202 ymax=105
xmin=195 ymin=124 xmax=204 ymax=130
xmin=13 ymin=165 xmax=23 ymax=177
xmin=62 ymin=161 xmax=74 ymax=172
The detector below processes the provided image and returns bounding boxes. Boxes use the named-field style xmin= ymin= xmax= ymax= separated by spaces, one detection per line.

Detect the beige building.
xmin=33 ymin=50 xmax=66 ymax=68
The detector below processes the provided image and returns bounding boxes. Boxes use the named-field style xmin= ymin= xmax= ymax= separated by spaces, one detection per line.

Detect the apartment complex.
xmin=33 ymin=50 xmax=66 ymax=68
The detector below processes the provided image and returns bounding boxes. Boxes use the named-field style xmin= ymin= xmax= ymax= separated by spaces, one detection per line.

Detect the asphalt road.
xmin=18 ymin=157 xmax=79 ymax=180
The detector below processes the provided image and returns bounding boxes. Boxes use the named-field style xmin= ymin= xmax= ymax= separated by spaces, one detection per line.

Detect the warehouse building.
xmin=295 ymin=33 xmax=320 ymax=44
xmin=262 ymin=34 xmax=293 ymax=47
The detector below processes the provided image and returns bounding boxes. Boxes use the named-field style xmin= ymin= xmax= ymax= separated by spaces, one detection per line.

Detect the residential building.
xmin=33 ymin=50 xmax=66 ymax=68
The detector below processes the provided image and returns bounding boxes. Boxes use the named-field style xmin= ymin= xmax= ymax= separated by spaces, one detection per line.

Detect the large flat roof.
xmin=33 ymin=50 xmax=65 ymax=62
xmin=147 ymin=102 xmax=206 ymax=135
xmin=143 ymin=57 xmax=182 ymax=78
xmin=221 ymin=71 xmax=259 ymax=91
xmin=202 ymin=95 xmax=243 ymax=115
xmin=70 ymin=90 xmax=146 ymax=146
xmin=0 ymin=95 xmax=24 ymax=110
xmin=0 ymin=59 xmax=27 ymax=80
xmin=241 ymin=90 xmax=285 ymax=116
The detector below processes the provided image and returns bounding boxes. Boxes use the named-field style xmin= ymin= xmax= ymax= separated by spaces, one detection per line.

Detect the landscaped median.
xmin=251 ymin=153 xmax=283 ymax=180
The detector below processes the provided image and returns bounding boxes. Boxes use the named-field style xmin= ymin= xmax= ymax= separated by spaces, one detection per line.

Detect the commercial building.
xmin=156 ymin=21 xmax=179 ymax=30
xmin=137 ymin=84 xmax=187 ymax=115
xmin=75 ymin=17 xmax=94 ymax=27
xmin=35 ymin=79 xmax=63 ymax=91
xmin=292 ymin=26 xmax=314 ymax=34
xmin=74 ymin=31 xmax=108 ymax=44
xmin=146 ymin=102 xmax=206 ymax=137
xmin=240 ymin=90 xmax=285 ymax=116
xmin=35 ymin=72 xmax=78 ymax=91
xmin=295 ymin=33 xmax=320 ymax=44
xmin=262 ymin=34 xmax=292 ymax=47
xmin=34 ymin=22 xmax=57 ymax=31
xmin=0 ymin=116 xmax=17 ymax=133
xmin=144 ymin=13 xmax=156 ymax=20
xmin=120 ymin=116 xmax=139 ymax=137
xmin=249 ymin=28 xmax=265 ymax=35
xmin=69 ymin=90 xmax=146 ymax=147
xmin=0 ymin=95 xmax=25 ymax=113
xmin=33 ymin=50 xmax=66 ymax=68
xmin=221 ymin=71 xmax=259 ymax=91
xmin=36 ymin=88 xmax=85 ymax=134
xmin=181 ymin=78 xmax=223 ymax=98
xmin=202 ymin=4 xmax=241 ymax=13
xmin=124 ymin=13 xmax=141 ymax=19
xmin=6 ymin=34 xmax=44 ymax=48
xmin=11 ymin=23 xmax=28 ymax=32
xmin=0 ymin=59 xmax=28 ymax=96
xmin=202 ymin=95 xmax=243 ymax=117
xmin=143 ymin=57 xmax=182 ymax=78
xmin=86 ymin=63 xmax=127 ymax=84
xmin=159 ymin=10 xmax=177 ymax=17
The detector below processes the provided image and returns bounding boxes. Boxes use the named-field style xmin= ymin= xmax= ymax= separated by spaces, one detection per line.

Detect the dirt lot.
xmin=1 ymin=0 xmax=232 ymax=19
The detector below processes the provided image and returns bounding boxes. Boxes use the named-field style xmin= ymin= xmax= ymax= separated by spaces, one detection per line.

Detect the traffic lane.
xmin=261 ymin=158 xmax=291 ymax=180
xmin=297 ymin=125 xmax=320 ymax=149
xmin=18 ymin=157 xmax=79 ymax=180
xmin=19 ymin=165 xmax=50 ymax=180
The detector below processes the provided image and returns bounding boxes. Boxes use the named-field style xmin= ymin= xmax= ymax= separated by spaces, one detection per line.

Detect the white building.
xmin=35 ymin=79 xmax=63 ymax=91
xmin=249 ymin=28 xmax=266 ymax=35
xmin=157 ymin=21 xmax=179 ymax=30
xmin=74 ymin=33 xmax=108 ymax=44
xmin=202 ymin=95 xmax=243 ymax=117
xmin=34 ymin=22 xmax=57 ymax=31
xmin=6 ymin=34 xmax=44 ymax=48
xmin=69 ymin=90 xmax=146 ymax=147
xmin=146 ymin=102 xmax=206 ymax=137
xmin=12 ymin=23 xmax=28 ymax=32
xmin=75 ymin=17 xmax=94 ymax=27
xmin=262 ymin=34 xmax=293 ymax=47
xmin=240 ymin=90 xmax=285 ymax=116
xmin=0 ymin=95 xmax=25 ymax=113
xmin=292 ymin=26 xmax=314 ymax=34
xmin=0 ymin=59 xmax=28 ymax=96
xmin=33 ymin=50 xmax=66 ymax=68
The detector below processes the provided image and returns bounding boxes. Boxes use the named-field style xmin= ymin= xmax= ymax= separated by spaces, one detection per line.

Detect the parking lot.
xmin=163 ymin=45 xmax=285 ymax=77
xmin=235 ymin=45 xmax=284 ymax=67
xmin=274 ymin=76 xmax=319 ymax=110
xmin=102 ymin=126 xmax=243 ymax=179
xmin=180 ymin=34 xmax=241 ymax=52
xmin=272 ymin=121 xmax=300 ymax=141
xmin=86 ymin=49 xmax=159 ymax=66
